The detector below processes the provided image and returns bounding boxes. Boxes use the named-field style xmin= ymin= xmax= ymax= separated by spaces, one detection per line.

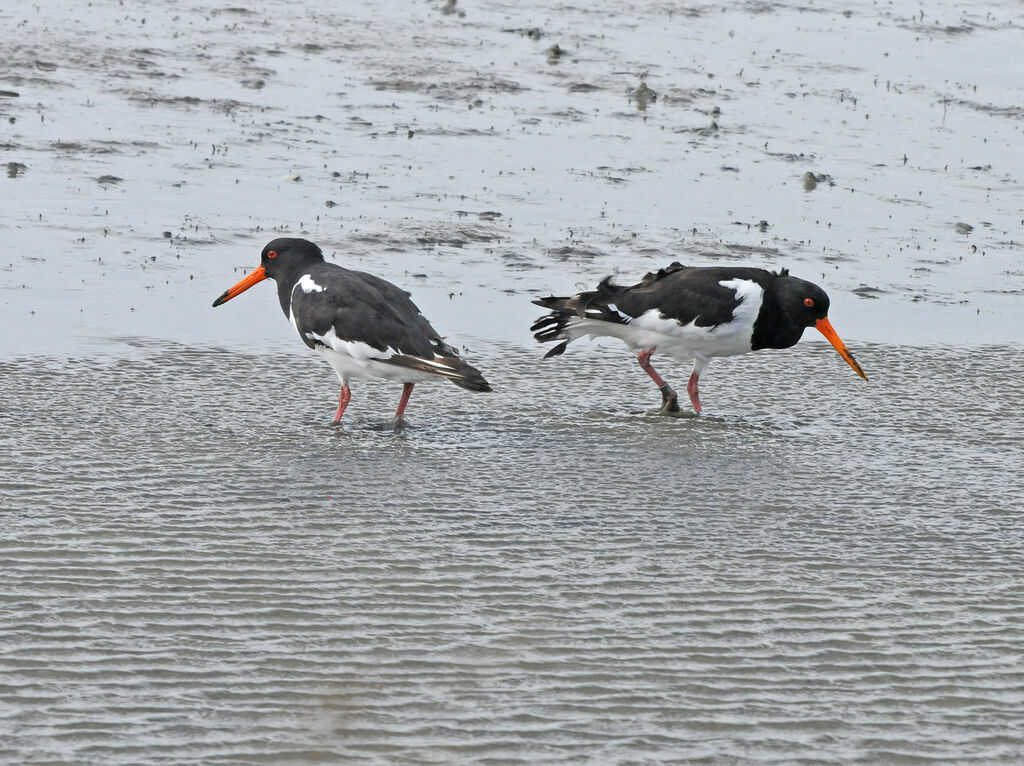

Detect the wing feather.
xmin=290 ymin=265 xmax=452 ymax=358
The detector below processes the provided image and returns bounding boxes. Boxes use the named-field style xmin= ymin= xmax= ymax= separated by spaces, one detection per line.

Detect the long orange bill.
xmin=212 ymin=265 xmax=268 ymax=307
xmin=815 ymin=317 xmax=868 ymax=380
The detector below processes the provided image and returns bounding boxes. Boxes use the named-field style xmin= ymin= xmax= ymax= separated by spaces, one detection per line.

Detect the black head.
xmin=259 ymin=237 xmax=325 ymax=281
xmin=777 ymin=275 xmax=831 ymax=328
xmin=213 ymin=237 xmax=326 ymax=307
xmin=772 ymin=272 xmax=867 ymax=380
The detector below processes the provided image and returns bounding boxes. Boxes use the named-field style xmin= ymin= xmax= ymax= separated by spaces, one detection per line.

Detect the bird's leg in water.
xmin=333 ymin=384 xmax=352 ymax=423
xmin=686 ymin=358 xmax=708 ymax=414
xmin=637 ymin=348 xmax=680 ymax=413
xmin=686 ymin=372 xmax=702 ymax=414
xmin=391 ymin=382 xmax=414 ymax=429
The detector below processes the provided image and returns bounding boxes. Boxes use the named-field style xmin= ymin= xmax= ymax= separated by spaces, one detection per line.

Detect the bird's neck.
xmin=751 ymin=293 xmax=805 ymax=350
xmin=273 ymin=258 xmax=324 ymax=316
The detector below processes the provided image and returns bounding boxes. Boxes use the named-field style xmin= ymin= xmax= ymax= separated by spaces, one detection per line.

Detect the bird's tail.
xmin=530 ymin=281 xmax=624 ymax=358
xmin=530 ymin=295 xmax=579 ymax=359
xmin=385 ymin=354 xmax=493 ymax=392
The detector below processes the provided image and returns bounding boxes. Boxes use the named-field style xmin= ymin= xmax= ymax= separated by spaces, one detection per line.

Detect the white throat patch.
xmin=297 ymin=274 xmax=326 ymax=293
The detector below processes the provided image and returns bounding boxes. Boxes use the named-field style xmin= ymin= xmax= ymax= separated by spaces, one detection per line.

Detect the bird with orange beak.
xmin=531 ymin=263 xmax=867 ymax=413
xmin=213 ymin=238 xmax=491 ymax=427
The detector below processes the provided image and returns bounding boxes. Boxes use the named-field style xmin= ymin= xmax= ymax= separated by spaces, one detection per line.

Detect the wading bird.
xmin=531 ymin=263 xmax=866 ymax=413
xmin=213 ymin=238 xmax=491 ymax=426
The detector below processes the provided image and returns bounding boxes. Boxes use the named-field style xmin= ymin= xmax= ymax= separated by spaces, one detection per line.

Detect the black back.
xmin=261 ymin=238 xmax=455 ymax=358
xmin=533 ymin=262 xmax=833 ymax=353
xmin=599 ymin=263 xmax=773 ymax=328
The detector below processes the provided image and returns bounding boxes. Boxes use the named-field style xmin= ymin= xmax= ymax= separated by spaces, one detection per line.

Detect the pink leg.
xmin=637 ymin=348 xmax=679 ymax=413
xmin=686 ymin=370 xmax=702 ymax=414
xmin=394 ymin=382 xmax=414 ymax=419
xmin=637 ymin=349 xmax=667 ymax=387
xmin=686 ymin=358 xmax=708 ymax=414
xmin=332 ymin=384 xmax=351 ymax=423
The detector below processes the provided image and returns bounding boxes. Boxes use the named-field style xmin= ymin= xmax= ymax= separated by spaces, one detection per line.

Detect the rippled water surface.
xmin=4 ymin=0 xmax=1024 ymax=762
xmin=3 ymin=342 xmax=1024 ymax=763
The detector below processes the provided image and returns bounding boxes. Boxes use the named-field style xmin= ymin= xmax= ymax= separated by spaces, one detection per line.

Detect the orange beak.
xmin=815 ymin=317 xmax=867 ymax=380
xmin=212 ymin=265 xmax=268 ymax=307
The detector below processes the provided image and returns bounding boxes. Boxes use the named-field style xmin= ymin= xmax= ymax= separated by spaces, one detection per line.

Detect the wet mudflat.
xmin=2 ymin=342 xmax=1023 ymax=763
xmin=3 ymin=0 xmax=1023 ymax=354
xmin=3 ymin=0 xmax=1024 ymax=762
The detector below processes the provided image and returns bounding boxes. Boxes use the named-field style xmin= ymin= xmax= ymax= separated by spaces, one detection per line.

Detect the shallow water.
xmin=3 ymin=0 xmax=1024 ymax=762
xmin=3 ymin=341 xmax=1024 ymax=763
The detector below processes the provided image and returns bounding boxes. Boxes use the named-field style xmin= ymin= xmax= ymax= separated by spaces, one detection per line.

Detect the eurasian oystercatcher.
xmin=213 ymin=238 xmax=491 ymax=426
xmin=531 ymin=263 xmax=866 ymax=413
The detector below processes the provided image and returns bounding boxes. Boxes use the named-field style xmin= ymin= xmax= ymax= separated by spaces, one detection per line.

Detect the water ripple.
xmin=2 ymin=341 xmax=1023 ymax=762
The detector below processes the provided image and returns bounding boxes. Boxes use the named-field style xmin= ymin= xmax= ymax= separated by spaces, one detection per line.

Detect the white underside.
xmin=288 ymin=289 xmax=441 ymax=386
xmin=566 ymin=278 xmax=764 ymax=364
xmin=316 ymin=346 xmax=438 ymax=385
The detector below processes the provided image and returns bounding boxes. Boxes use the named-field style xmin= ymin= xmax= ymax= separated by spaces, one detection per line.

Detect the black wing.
xmin=602 ymin=264 xmax=775 ymax=327
xmin=290 ymin=263 xmax=453 ymax=358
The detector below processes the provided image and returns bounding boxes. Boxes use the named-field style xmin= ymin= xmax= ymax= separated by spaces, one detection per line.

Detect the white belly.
xmin=316 ymin=346 xmax=438 ymax=385
xmin=567 ymin=278 xmax=763 ymax=362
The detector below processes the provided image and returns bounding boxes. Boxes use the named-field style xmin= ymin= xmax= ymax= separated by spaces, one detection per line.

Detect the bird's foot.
xmin=643 ymin=384 xmax=699 ymax=418
xmin=389 ymin=415 xmax=411 ymax=431
xmin=367 ymin=416 xmax=413 ymax=432
xmin=658 ymin=384 xmax=681 ymax=414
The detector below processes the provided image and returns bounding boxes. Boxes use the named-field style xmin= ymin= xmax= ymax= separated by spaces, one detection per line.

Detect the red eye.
xmin=267 ymin=250 xmax=278 ymax=259
xmin=804 ymin=297 xmax=814 ymax=307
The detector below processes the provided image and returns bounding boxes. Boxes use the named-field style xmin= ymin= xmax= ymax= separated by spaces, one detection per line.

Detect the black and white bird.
xmin=213 ymin=237 xmax=491 ymax=426
xmin=531 ymin=263 xmax=866 ymax=413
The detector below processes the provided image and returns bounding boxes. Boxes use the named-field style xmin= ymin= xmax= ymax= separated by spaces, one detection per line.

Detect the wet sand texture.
xmin=2 ymin=0 xmax=1022 ymax=353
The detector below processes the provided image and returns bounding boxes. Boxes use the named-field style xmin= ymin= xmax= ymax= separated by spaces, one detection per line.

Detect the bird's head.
xmin=779 ymin=274 xmax=867 ymax=381
xmin=212 ymin=238 xmax=325 ymax=307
